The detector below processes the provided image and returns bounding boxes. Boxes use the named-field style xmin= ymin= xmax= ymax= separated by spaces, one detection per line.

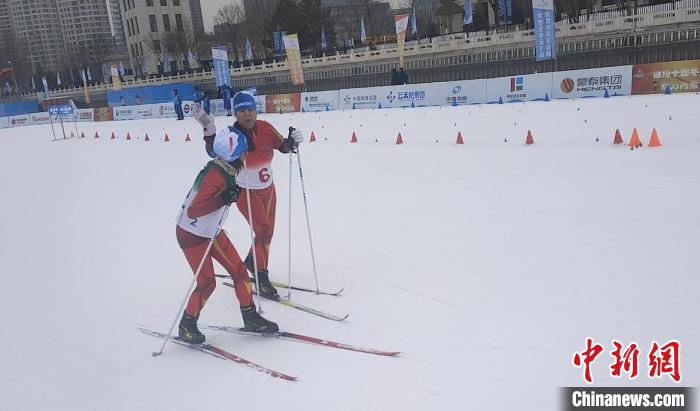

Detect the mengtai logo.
xmin=510 ymin=76 xmax=524 ymax=92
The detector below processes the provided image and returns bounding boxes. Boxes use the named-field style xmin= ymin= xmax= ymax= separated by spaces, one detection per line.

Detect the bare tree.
xmin=214 ymin=3 xmax=246 ymax=61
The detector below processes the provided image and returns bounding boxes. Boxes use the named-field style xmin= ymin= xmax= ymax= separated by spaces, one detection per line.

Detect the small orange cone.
xmin=145 ymin=133 xmax=150 ymax=142
xmin=126 ymin=132 xmax=131 ymax=141
xmin=94 ymin=131 xmax=100 ymax=139
xmin=350 ymin=131 xmax=358 ymax=143
xmin=648 ymin=128 xmax=662 ymax=147
xmin=525 ymin=130 xmax=534 ymax=145
xmin=164 ymin=134 xmax=170 ymax=142
xmin=310 ymin=131 xmax=316 ymax=142
xmin=70 ymin=131 xmax=75 ymax=138
xmin=110 ymin=132 xmax=116 ymax=140
xmin=456 ymin=131 xmax=464 ymax=144
xmin=628 ymin=128 xmax=641 ymax=147
xmin=185 ymin=133 xmax=191 ymax=142
xmin=395 ymin=132 xmax=404 ymax=145
xmin=613 ymin=129 xmax=623 ymax=144
xmin=80 ymin=132 xmax=85 ymax=138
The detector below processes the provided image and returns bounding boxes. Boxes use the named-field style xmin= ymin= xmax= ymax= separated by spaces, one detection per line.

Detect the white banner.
xmin=301 ymin=91 xmax=339 ymax=112
xmin=113 ymin=106 xmax=137 ymax=121
xmin=425 ymin=80 xmax=487 ymax=106
xmin=486 ymin=73 xmax=553 ymax=103
xmin=0 ymin=116 xmax=8 ymax=129
xmin=8 ymin=114 xmax=30 ymax=127
xmin=552 ymin=66 xmax=632 ymax=99
xmin=210 ymin=99 xmax=227 ymax=116
xmin=29 ymin=112 xmax=51 ymax=125
xmin=73 ymin=108 xmax=94 ymax=122
xmin=338 ymin=87 xmax=383 ymax=110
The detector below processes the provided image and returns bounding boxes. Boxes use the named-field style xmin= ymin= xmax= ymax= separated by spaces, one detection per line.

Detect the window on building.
xmin=134 ymin=16 xmax=139 ymax=33
xmin=149 ymin=14 xmax=157 ymax=32
xmin=153 ymin=39 xmax=161 ymax=52
xmin=122 ymin=0 xmax=127 ymax=11
xmin=162 ymin=15 xmax=171 ymax=31
xmin=174 ymin=0 xmax=180 ymax=5
xmin=127 ymin=19 xmax=132 ymax=36
xmin=160 ymin=0 xmax=167 ymax=5
xmin=146 ymin=0 xmax=153 ymax=6
xmin=175 ymin=14 xmax=183 ymax=30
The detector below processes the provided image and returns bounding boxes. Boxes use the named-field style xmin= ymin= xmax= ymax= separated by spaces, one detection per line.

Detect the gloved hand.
xmin=220 ymin=184 xmax=240 ymax=205
xmin=193 ymin=102 xmax=216 ymax=136
xmin=290 ymin=128 xmax=304 ymax=145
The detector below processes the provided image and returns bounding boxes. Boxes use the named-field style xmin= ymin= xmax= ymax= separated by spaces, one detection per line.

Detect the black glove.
xmin=220 ymin=184 xmax=240 ymax=205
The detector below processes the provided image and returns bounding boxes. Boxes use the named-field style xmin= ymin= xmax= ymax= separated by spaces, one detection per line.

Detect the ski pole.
xmin=242 ymin=157 xmax=263 ymax=312
xmin=292 ymin=132 xmax=320 ymax=294
xmin=287 ymin=137 xmax=293 ymax=300
xmin=153 ymin=206 xmax=230 ymax=357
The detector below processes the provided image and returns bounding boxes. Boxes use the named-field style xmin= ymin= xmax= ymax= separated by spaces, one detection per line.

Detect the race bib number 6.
xmin=259 ymin=168 xmax=270 ymax=183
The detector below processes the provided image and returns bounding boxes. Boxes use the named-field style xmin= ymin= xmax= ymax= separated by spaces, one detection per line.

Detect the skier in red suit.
xmin=204 ymin=91 xmax=304 ymax=299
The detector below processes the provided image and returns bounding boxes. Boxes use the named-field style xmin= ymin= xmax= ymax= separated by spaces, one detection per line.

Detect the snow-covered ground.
xmin=1 ymin=93 xmax=698 ymax=410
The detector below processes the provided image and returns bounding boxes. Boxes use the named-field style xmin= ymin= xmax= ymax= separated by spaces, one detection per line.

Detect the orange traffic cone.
xmin=628 ymin=128 xmax=641 ymax=147
xmin=613 ymin=129 xmax=623 ymax=144
xmin=80 ymin=132 xmax=85 ymax=138
xmin=70 ymin=131 xmax=75 ymax=138
xmin=310 ymin=131 xmax=316 ymax=142
xmin=395 ymin=132 xmax=404 ymax=145
xmin=94 ymin=131 xmax=100 ymax=139
xmin=164 ymin=134 xmax=170 ymax=142
xmin=144 ymin=133 xmax=150 ymax=142
xmin=456 ymin=131 xmax=464 ymax=144
xmin=525 ymin=130 xmax=534 ymax=145
xmin=126 ymin=132 xmax=131 ymax=141
xmin=350 ymin=131 xmax=358 ymax=143
xmin=648 ymin=128 xmax=662 ymax=147
xmin=185 ymin=133 xmax=191 ymax=142
xmin=110 ymin=132 xmax=116 ymax=140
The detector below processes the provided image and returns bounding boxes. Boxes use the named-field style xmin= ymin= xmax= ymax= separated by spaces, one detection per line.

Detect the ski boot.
xmin=178 ymin=313 xmax=205 ymax=344
xmin=244 ymin=255 xmax=279 ymax=299
xmin=241 ymin=305 xmax=279 ymax=333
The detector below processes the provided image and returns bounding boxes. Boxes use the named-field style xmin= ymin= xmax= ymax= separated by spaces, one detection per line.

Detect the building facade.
xmin=119 ymin=0 xmax=203 ymax=75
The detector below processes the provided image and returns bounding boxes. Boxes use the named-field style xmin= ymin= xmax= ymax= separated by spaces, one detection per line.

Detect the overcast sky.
xmin=200 ymin=0 xmax=401 ymax=33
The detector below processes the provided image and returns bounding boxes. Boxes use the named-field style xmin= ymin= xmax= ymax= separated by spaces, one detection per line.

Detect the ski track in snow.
xmin=1 ymin=93 xmax=699 ymax=410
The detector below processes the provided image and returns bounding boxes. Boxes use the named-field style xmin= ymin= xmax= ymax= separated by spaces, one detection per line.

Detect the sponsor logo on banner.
xmin=137 ymin=107 xmax=153 ymax=118
xmin=341 ymin=92 xmax=379 ymax=109
xmin=510 ymin=76 xmax=524 ymax=92
xmin=9 ymin=114 xmax=30 ymax=127
xmin=94 ymin=107 xmax=114 ymax=122
xmin=75 ymin=109 xmax=94 ymax=122
xmin=487 ymin=73 xmax=552 ymax=102
xmin=552 ymin=66 xmax=632 ymax=98
xmin=30 ymin=112 xmax=50 ymax=125
xmin=266 ymin=93 xmax=301 ymax=113
xmin=632 ymin=59 xmax=700 ymax=94
xmin=301 ymin=91 xmax=339 ymax=111
xmin=114 ymin=107 xmax=135 ymax=120
xmin=386 ymin=89 xmax=426 ymax=106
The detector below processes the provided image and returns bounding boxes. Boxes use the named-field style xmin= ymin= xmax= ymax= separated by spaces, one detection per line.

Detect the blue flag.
xmin=360 ymin=17 xmax=366 ymax=42
xmin=533 ymin=0 xmax=556 ymax=61
xmin=188 ymin=49 xmax=197 ymax=66
xmin=463 ymin=0 xmax=473 ymax=25
xmin=411 ymin=9 xmax=417 ymax=35
xmin=321 ymin=26 xmax=327 ymax=50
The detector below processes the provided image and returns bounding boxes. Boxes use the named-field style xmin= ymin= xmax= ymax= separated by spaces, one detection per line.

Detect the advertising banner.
xmin=212 ymin=47 xmax=231 ymax=88
xmin=338 ymin=87 xmax=383 ymax=110
xmin=256 ymin=95 xmax=266 ymax=113
xmin=8 ymin=114 xmax=30 ymax=127
xmin=283 ymin=34 xmax=305 ymax=86
xmin=266 ymin=93 xmax=301 ymax=113
xmin=94 ymin=107 xmax=114 ymax=122
xmin=552 ymin=66 xmax=632 ymax=99
xmin=107 ymin=83 xmax=194 ymax=107
xmin=29 ymin=112 xmax=51 ymax=125
xmin=74 ymin=109 xmax=95 ymax=122
xmin=0 ymin=101 xmax=40 ymax=116
xmin=486 ymin=73 xmax=553 ymax=103
xmin=395 ymin=14 xmax=410 ymax=66
xmin=301 ymin=91 xmax=339 ymax=111
xmin=533 ymin=0 xmax=556 ymax=61
xmin=426 ymin=80 xmax=487 ymax=106
xmin=631 ymin=60 xmax=700 ymax=94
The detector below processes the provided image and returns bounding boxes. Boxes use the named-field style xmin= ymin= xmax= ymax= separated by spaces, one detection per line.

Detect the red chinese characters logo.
xmin=573 ymin=339 xmax=682 ymax=383
xmin=648 ymin=340 xmax=681 ymax=382
xmin=573 ymin=338 xmax=604 ymax=384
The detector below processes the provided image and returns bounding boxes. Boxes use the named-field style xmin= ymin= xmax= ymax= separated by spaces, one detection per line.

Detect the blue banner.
xmin=533 ymin=0 xmax=556 ymax=61
xmin=506 ymin=0 xmax=513 ymax=24
xmin=0 ymin=101 xmax=40 ymax=116
xmin=498 ymin=0 xmax=506 ymax=25
xmin=106 ymin=82 xmax=194 ymax=107
xmin=273 ymin=31 xmax=286 ymax=56
xmin=463 ymin=0 xmax=473 ymax=25
xmin=212 ymin=46 xmax=231 ymax=88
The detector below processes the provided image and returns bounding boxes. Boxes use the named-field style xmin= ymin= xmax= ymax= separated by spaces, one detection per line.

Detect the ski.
xmin=222 ymin=281 xmax=349 ymax=321
xmin=137 ymin=327 xmax=297 ymax=381
xmin=215 ymin=273 xmax=344 ymax=296
xmin=200 ymin=324 xmax=402 ymax=357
